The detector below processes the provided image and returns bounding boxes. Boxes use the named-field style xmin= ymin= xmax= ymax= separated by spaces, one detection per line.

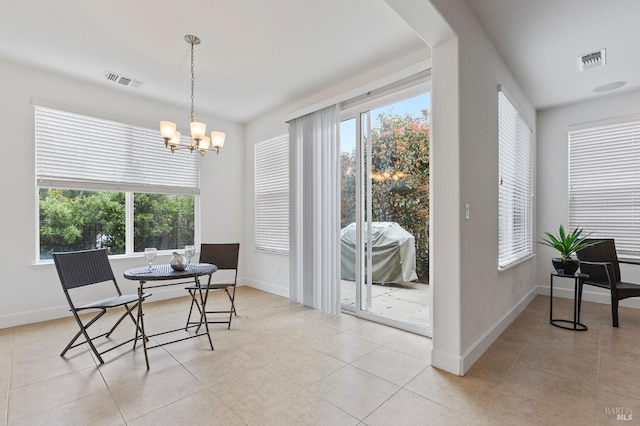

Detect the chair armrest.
xmin=578 ymin=260 xmax=617 ymax=289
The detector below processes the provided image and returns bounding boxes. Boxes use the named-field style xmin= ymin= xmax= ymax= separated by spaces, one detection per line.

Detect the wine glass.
xmin=144 ymin=248 xmax=157 ymax=270
xmin=184 ymin=245 xmax=195 ymax=267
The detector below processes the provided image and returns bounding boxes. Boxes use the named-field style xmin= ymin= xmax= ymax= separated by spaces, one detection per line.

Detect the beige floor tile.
xmin=108 ymin=364 xmax=205 ymax=421
xmin=314 ymin=312 xmax=365 ymax=332
xmin=600 ymin=325 xmax=640 ymax=356
xmin=405 ymin=366 xmax=498 ymax=418
xmin=10 ymin=351 xmax=95 ymax=388
xmin=477 ymin=386 xmax=595 ymax=425
xmin=311 ymin=332 xmax=379 ymax=364
xmin=343 ymin=321 xmax=404 ymax=345
xmin=501 ymin=362 xmax=597 ymax=409
xmin=240 ymin=333 xmax=300 ymax=364
xmin=9 ymin=390 xmax=124 ymax=426
xmin=244 ymin=388 xmax=359 ymax=426
xmin=308 ymin=365 xmax=399 ymax=420
xmin=464 ymin=339 xmax=520 ymax=386
xmin=96 ymin=346 xmax=181 ymax=388
xmin=364 ymin=388 xmax=476 ymax=426
xmin=268 ymin=347 xmax=346 ymax=386
xmin=351 ymin=346 xmax=429 ymax=386
xmin=7 ymin=367 xmax=108 ymax=423
xmin=127 ymin=389 xmax=244 ymax=426
xmin=183 ymin=347 xmax=263 ymax=387
xmin=383 ymin=330 xmax=432 ymax=361
xmin=598 ymin=349 xmax=640 ymax=398
xmin=210 ymin=366 xmax=303 ymax=421
xmin=516 ymin=335 xmax=599 ymax=386
xmin=3 ymin=287 xmax=640 ymax=426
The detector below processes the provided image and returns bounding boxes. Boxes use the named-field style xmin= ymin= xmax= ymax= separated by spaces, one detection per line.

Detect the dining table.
xmin=124 ymin=262 xmax=217 ymax=368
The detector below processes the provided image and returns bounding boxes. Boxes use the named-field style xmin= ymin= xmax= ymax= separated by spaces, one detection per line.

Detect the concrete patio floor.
xmin=340 ymin=280 xmax=430 ymax=327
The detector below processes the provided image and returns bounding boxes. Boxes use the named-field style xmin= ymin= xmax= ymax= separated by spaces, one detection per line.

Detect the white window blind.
xmin=569 ymin=119 xmax=640 ymax=256
xmin=498 ymin=90 xmax=534 ymax=269
xmin=35 ymin=106 xmax=200 ymax=194
xmin=255 ymin=135 xmax=289 ymax=253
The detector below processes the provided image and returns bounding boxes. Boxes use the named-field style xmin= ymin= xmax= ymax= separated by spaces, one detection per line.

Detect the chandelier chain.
xmin=190 ymin=39 xmax=195 ymax=123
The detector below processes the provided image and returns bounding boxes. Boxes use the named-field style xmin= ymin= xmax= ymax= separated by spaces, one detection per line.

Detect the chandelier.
xmin=160 ymin=35 xmax=225 ymax=156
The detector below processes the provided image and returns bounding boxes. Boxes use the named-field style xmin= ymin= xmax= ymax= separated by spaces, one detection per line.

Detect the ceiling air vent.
xmin=577 ymin=49 xmax=606 ymax=71
xmin=103 ymin=71 xmax=144 ymax=88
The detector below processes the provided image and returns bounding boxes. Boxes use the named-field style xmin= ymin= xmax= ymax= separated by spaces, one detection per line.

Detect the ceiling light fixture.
xmin=593 ymin=81 xmax=626 ymax=93
xmin=160 ymin=35 xmax=225 ymax=156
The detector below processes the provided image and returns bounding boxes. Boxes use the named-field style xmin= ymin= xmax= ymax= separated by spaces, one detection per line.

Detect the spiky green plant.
xmin=539 ymin=225 xmax=600 ymax=259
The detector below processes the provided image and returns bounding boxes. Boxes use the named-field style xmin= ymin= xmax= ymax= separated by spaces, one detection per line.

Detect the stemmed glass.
xmin=144 ymin=248 xmax=157 ymax=270
xmin=184 ymin=245 xmax=195 ymax=268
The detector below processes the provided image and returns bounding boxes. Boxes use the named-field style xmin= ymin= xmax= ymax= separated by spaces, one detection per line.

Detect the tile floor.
xmin=1 ymin=287 xmax=640 ymax=425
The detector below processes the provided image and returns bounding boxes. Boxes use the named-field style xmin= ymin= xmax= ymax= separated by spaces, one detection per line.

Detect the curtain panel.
xmin=289 ymin=105 xmax=341 ymax=314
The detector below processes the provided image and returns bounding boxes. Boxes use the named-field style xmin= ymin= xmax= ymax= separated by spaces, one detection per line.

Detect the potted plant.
xmin=539 ymin=225 xmax=600 ymax=275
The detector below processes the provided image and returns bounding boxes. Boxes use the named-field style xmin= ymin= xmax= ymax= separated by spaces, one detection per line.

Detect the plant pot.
xmin=552 ymin=258 xmax=580 ymax=276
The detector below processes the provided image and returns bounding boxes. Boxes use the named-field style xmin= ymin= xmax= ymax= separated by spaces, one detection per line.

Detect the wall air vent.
xmin=577 ymin=49 xmax=606 ymax=71
xmin=103 ymin=71 xmax=144 ymax=88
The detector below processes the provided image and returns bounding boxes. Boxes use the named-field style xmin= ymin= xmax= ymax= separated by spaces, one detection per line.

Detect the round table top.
xmin=124 ymin=263 xmax=217 ymax=281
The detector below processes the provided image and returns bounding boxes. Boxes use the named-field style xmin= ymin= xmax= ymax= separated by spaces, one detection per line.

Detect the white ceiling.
xmin=465 ymin=0 xmax=640 ymax=110
xmin=1 ymin=1 xmax=637 ymax=124
xmin=0 ymin=0 xmax=428 ymax=124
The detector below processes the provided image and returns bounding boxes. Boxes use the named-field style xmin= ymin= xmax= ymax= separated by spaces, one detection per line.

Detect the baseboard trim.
xmin=538 ymin=285 xmax=640 ymax=309
xmin=244 ymin=278 xmax=289 ymax=298
xmin=431 ymin=348 xmax=464 ymax=375
xmin=0 ymin=286 xmax=190 ymax=330
xmin=458 ymin=286 xmax=539 ymax=376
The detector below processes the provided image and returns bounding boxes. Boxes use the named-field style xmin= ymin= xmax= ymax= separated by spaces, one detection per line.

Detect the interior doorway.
xmin=339 ymin=87 xmax=431 ymax=336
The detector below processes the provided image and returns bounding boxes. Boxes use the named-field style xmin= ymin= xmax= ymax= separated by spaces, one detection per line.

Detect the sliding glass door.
xmin=340 ymin=91 xmax=431 ymax=335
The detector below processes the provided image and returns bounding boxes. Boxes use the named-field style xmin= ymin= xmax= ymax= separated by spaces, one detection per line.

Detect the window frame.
xmin=35 ymin=104 xmax=201 ymax=262
xmin=498 ymin=87 xmax=535 ymax=270
xmin=254 ymin=134 xmax=290 ymax=254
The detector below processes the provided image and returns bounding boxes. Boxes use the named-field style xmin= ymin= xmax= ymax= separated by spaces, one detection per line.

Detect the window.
xmin=36 ymin=106 xmax=199 ymax=260
xmin=498 ymin=89 xmax=534 ymax=269
xmin=569 ymin=118 xmax=640 ymax=257
xmin=255 ymin=135 xmax=289 ymax=253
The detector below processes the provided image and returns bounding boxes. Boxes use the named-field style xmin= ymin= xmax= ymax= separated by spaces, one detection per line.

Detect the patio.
xmin=340 ymin=280 xmax=430 ymax=327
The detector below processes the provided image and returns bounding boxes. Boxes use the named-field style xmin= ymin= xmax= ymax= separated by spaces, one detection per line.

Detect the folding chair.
xmin=53 ymin=248 xmax=151 ymax=363
xmin=185 ymin=243 xmax=239 ymax=331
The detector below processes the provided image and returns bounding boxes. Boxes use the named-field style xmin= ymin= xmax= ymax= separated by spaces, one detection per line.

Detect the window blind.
xmin=569 ymin=119 xmax=640 ymax=256
xmin=35 ymin=106 xmax=200 ymax=195
xmin=255 ymin=135 xmax=289 ymax=253
xmin=498 ymin=90 xmax=534 ymax=269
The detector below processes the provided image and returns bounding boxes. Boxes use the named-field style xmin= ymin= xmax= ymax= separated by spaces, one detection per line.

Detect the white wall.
xmin=388 ymin=0 xmax=539 ymax=374
xmin=537 ymin=87 xmax=640 ymax=307
xmin=0 ymin=58 xmax=244 ymax=328
xmin=243 ymin=50 xmax=432 ymax=298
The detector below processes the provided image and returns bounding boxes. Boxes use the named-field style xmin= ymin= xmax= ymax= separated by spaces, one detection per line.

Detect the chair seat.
xmin=76 ymin=293 xmax=151 ymax=311
xmin=617 ymin=281 xmax=640 ymax=291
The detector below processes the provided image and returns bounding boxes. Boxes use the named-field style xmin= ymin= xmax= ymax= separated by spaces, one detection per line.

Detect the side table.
xmin=549 ymin=271 xmax=588 ymax=331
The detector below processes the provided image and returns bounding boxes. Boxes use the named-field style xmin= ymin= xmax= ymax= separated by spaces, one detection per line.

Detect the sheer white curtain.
xmin=289 ymin=105 xmax=341 ymax=314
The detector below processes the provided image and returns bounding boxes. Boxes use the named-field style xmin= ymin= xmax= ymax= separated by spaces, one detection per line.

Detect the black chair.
xmin=53 ymin=248 xmax=151 ymax=363
xmin=576 ymin=239 xmax=640 ymax=327
xmin=185 ymin=243 xmax=240 ymax=331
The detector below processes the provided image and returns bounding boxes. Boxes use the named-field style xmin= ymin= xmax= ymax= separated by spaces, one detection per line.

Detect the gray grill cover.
xmin=341 ymin=222 xmax=418 ymax=283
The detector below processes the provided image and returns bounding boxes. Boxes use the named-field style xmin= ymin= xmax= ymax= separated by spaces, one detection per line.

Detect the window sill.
xmin=498 ymin=253 xmax=536 ymax=271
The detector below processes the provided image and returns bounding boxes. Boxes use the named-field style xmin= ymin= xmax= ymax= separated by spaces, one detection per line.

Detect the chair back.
xmin=53 ymin=248 xmax=116 ymax=290
xmin=199 ymin=243 xmax=239 ymax=271
xmin=576 ymin=238 xmax=621 ymax=282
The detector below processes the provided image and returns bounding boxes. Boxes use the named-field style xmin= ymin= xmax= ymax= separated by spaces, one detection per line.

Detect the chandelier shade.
xmin=160 ymin=35 xmax=226 ymax=156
